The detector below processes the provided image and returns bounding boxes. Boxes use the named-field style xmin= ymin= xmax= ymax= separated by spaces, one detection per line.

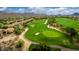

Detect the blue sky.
xmin=0 ymin=7 xmax=79 ymax=15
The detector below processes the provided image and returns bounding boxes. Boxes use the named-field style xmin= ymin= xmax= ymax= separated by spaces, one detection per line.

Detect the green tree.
xmin=66 ymin=28 xmax=77 ymax=36
xmin=29 ymin=44 xmax=61 ymax=51
xmin=48 ymin=17 xmax=56 ymax=25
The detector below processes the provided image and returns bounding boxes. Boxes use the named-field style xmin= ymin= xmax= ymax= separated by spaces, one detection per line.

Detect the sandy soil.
xmin=0 ymin=34 xmax=17 ymax=42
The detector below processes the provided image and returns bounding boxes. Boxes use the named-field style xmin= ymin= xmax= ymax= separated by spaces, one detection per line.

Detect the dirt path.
xmin=18 ymin=28 xmax=32 ymax=51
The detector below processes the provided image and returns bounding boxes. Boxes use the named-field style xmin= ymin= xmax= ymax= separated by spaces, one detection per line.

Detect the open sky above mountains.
xmin=0 ymin=7 xmax=79 ymax=15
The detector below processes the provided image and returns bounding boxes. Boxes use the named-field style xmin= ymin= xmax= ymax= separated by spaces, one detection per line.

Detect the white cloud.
xmin=15 ymin=8 xmax=25 ymax=13
xmin=27 ymin=7 xmax=66 ymax=15
xmin=0 ymin=7 xmax=79 ymax=15
xmin=28 ymin=7 xmax=47 ymax=14
xmin=27 ymin=7 xmax=79 ymax=15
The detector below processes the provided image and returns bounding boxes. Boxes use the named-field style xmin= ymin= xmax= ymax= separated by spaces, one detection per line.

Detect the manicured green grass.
xmin=55 ymin=18 xmax=79 ymax=29
xmin=42 ymin=30 xmax=63 ymax=37
xmin=24 ymin=18 xmax=79 ymax=50
xmin=25 ymin=19 xmax=71 ymax=45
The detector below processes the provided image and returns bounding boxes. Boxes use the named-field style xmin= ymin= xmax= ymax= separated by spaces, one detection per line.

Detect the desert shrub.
xmin=0 ymin=23 xmax=3 ymax=29
xmin=14 ymin=25 xmax=22 ymax=35
xmin=15 ymin=40 xmax=24 ymax=48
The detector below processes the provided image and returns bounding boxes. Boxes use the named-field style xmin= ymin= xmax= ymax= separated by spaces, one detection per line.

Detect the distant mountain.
xmin=72 ymin=13 xmax=79 ymax=16
xmin=1 ymin=12 xmax=79 ymax=17
xmin=0 ymin=11 xmax=6 ymax=13
xmin=0 ymin=13 xmax=47 ymax=18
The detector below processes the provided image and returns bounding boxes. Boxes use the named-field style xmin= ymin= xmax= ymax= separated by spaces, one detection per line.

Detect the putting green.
xmin=42 ymin=30 xmax=62 ymax=37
